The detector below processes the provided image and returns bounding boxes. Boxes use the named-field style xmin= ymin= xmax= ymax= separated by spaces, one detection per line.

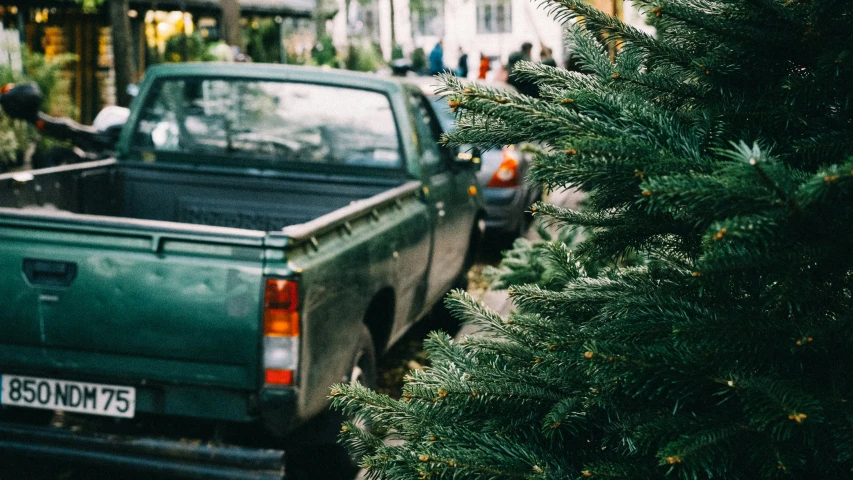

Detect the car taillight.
xmin=487 ymin=148 xmax=519 ymax=188
xmin=263 ymin=279 xmax=299 ymax=386
xmin=265 ymin=369 xmax=293 ymax=385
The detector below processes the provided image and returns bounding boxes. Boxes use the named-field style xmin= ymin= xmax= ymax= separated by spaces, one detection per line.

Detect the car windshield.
xmin=130 ymin=78 xmax=402 ymax=169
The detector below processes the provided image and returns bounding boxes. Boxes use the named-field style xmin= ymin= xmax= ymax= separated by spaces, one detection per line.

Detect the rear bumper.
xmin=136 ymin=383 xmax=260 ymax=422
xmin=482 ymin=187 xmax=525 ymax=232
xmin=134 ymin=384 xmax=299 ymax=437
xmin=132 ymin=385 xmax=299 ymax=437
xmin=0 ymin=365 xmax=299 ymax=429
xmin=0 ymin=421 xmax=285 ymax=480
xmin=259 ymin=387 xmax=299 ymax=435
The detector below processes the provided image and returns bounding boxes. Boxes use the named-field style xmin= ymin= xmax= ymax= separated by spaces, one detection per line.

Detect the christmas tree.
xmin=331 ymin=0 xmax=853 ymax=478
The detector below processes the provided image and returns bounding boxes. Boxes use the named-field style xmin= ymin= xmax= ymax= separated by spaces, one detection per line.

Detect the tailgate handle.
xmin=23 ymin=259 xmax=78 ymax=288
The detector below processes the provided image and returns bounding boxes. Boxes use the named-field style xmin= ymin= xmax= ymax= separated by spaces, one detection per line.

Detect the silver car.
xmin=423 ymin=82 xmax=540 ymax=239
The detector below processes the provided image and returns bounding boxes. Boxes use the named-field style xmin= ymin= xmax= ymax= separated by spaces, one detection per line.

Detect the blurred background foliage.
xmin=345 ymin=41 xmax=384 ymax=72
xmin=0 ymin=51 xmax=76 ymax=171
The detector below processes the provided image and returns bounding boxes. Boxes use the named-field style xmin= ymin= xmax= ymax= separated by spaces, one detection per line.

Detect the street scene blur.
xmin=0 ymin=0 xmax=651 ymax=478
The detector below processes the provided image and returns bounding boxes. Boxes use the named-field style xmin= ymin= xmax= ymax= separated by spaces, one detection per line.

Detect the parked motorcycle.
xmin=0 ymin=83 xmax=129 ymax=168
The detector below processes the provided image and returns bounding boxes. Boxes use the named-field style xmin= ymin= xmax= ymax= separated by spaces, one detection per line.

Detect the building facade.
xmin=332 ymin=0 xmax=654 ymax=79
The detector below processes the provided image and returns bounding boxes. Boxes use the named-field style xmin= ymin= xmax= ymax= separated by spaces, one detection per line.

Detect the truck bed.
xmin=0 ymin=160 xmax=403 ymax=232
xmin=0 ymin=159 xmax=412 ymax=421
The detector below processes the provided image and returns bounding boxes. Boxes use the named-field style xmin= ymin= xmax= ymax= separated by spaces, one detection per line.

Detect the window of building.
xmin=347 ymin=0 xmax=380 ymax=41
xmin=476 ymin=0 xmax=511 ymax=34
xmin=411 ymin=0 xmax=444 ymax=38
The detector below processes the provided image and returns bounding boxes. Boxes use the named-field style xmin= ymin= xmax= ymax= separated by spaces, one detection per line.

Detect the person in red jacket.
xmin=478 ymin=54 xmax=490 ymax=80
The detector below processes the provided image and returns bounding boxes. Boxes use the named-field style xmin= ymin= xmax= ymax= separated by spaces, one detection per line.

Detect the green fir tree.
xmin=331 ymin=0 xmax=853 ymax=478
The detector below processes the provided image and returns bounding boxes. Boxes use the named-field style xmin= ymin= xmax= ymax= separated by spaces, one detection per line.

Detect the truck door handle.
xmin=23 ymin=259 xmax=78 ymax=288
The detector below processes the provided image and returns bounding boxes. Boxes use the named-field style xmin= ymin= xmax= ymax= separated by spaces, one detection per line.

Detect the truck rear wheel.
xmin=284 ymin=326 xmax=376 ymax=478
xmin=349 ymin=325 xmax=377 ymax=390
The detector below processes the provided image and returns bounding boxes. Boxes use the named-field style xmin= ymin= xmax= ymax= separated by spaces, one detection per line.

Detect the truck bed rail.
xmin=276 ymin=180 xmax=422 ymax=245
xmin=0 ymin=422 xmax=285 ymax=479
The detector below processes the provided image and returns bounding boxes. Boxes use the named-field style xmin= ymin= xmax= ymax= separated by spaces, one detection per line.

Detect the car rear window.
xmin=130 ymin=78 xmax=402 ymax=169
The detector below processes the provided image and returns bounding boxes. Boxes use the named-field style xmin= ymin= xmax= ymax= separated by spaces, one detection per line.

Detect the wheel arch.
xmin=362 ymin=287 xmax=396 ymax=355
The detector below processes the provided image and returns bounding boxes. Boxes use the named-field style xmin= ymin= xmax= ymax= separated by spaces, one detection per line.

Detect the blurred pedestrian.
xmin=457 ymin=48 xmax=469 ymax=78
xmin=540 ymin=46 xmax=556 ymax=67
xmin=429 ymin=41 xmax=445 ymax=75
xmin=507 ymin=42 xmax=536 ymax=96
xmin=507 ymin=42 xmax=532 ymax=79
xmin=478 ymin=54 xmax=490 ymax=79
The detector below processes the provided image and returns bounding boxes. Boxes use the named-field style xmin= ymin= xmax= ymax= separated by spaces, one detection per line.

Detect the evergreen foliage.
xmin=0 ymin=52 xmax=76 ymax=170
xmin=246 ymin=19 xmax=284 ymax=64
xmin=345 ymin=42 xmax=385 ymax=72
xmin=331 ymin=0 xmax=853 ymax=478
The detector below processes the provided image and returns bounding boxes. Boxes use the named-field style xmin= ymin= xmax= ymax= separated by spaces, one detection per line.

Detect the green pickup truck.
xmin=0 ymin=64 xmax=482 ymax=477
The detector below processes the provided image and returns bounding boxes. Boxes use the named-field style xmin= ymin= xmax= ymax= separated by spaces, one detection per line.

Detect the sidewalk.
xmin=456 ymin=186 xmax=584 ymax=340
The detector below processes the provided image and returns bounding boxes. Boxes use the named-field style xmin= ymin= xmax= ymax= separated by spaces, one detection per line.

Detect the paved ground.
xmin=459 ymin=186 xmax=584 ymax=336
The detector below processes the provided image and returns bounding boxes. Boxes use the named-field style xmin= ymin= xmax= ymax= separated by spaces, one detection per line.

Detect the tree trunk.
xmin=389 ymin=0 xmax=396 ymax=55
xmin=343 ymin=0 xmax=352 ymax=52
xmin=220 ymin=0 xmax=242 ymax=48
xmin=109 ymin=0 xmax=136 ymax=108
xmin=314 ymin=0 xmax=326 ymax=38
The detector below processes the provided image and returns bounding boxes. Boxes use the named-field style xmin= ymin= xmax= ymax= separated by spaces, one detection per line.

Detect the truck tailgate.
xmin=0 ymin=213 xmax=268 ymax=391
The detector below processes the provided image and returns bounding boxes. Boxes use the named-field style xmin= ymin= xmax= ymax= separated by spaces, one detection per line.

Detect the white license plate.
xmin=0 ymin=374 xmax=135 ymax=418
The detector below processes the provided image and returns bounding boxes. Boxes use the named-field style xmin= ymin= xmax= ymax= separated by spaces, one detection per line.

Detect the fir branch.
xmin=336 ymin=0 xmax=853 ymax=477
xmin=655 ymin=423 xmax=750 ymax=478
xmin=542 ymin=397 xmax=588 ymax=439
xmin=444 ymin=290 xmax=509 ymax=333
xmin=736 ymin=376 xmax=825 ymax=441
xmin=338 ymin=419 xmax=386 ymax=463
xmin=542 ymin=0 xmax=697 ymax=71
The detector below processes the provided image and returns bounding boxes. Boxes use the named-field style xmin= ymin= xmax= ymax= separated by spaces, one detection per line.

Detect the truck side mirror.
xmin=454 ymin=147 xmax=482 ymax=171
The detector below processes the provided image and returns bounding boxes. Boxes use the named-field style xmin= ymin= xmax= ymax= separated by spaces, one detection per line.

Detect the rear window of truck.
xmin=130 ymin=79 xmax=402 ymax=169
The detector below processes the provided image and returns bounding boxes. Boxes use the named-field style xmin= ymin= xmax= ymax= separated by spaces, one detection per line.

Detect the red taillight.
xmin=487 ymin=150 xmax=519 ymax=188
xmin=264 ymin=279 xmax=299 ymax=336
xmin=265 ymin=369 xmax=294 ymax=385
xmin=264 ymin=279 xmax=300 ymax=386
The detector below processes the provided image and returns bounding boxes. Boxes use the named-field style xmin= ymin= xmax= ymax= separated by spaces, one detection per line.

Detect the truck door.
xmin=407 ymin=91 xmax=476 ymax=303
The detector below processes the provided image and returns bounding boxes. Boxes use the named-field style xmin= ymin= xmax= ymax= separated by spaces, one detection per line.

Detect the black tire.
xmin=349 ymin=325 xmax=377 ymax=390
xmin=285 ymin=326 xmax=375 ymax=479
xmin=291 ymin=325 xmax=376 ymax=443
xmin=428 ymin=273 xmax=469 ymax=336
